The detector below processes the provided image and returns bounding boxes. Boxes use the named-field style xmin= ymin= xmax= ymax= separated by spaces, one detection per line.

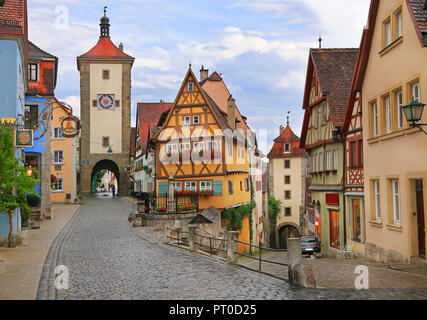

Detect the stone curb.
xmin=36 ymin=206 xmax=83 ymax=300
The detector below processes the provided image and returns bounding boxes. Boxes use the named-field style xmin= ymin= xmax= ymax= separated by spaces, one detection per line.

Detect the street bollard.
xmin=164 ymin=224 xmax=170 ymax=244
xmin=287 ymin=238 xmax=302 ymax=265
xmin=226 ymin=231 xmax=240 ymax=263
xmin=188 ymin=225 xmax=196 ymax=252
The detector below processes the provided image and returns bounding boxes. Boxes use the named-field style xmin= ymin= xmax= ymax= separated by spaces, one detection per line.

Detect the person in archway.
xmin=111 ymin=184 xmax=116 ymax=197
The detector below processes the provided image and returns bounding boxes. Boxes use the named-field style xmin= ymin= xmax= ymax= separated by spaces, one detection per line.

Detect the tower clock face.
xmin=98 ymin=94 xmax=115 ymax=109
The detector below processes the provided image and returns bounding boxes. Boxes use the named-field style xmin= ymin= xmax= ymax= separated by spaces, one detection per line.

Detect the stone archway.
xmin=276 ymin=222 xmax=301 ymax=250
xmin=91 ymin=159 xmax=120 ymax=194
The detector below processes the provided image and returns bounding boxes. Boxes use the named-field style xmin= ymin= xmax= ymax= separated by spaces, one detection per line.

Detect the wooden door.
xmin=416 ymin=180 xmax=426 ymax=258
xmin=329 ymin=210 xmax=340 ymax=249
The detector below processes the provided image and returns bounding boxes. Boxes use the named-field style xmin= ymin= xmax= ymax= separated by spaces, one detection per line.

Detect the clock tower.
xmin=77 ymin=7 xmax=134 ymax=195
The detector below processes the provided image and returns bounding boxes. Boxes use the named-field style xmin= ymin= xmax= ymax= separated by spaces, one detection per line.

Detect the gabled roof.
xmin=189 ymin=206 xmax=220 ymax=224
xmin=28 ymin=40 xmax=56 ymax=60
xmin=310 ymin=48 xmax=359 ymax=126
xmin=136 ymin=102 xmax=172 ymax=153
xmin=201 ymin=71 xmax=250 ymax=132
xmin=77 ymin=37 xmax=134 ymax=70
xmin=267 ymin=125 xmax=308 ymax=159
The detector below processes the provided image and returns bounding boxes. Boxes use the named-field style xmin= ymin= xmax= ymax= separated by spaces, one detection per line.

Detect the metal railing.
xmin=138 ymin=192 xmax=199 ymax=215
xmin=166 ymin=228 xmax=190 ymax=247
xmin=235 ymin=240 xmax=288 ymax=271
xmin=194 ymin=228 xmax=227 ymax=257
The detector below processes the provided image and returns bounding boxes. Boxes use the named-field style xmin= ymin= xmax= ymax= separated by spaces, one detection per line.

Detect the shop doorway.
xmin=416 ymin=180 xmax=425 ymax=258
xmin=329 ymin=210 xmax=340 ymax=249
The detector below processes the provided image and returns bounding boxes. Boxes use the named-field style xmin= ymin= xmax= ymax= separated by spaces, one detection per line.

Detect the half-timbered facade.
xmin=300 ymin=48 xmax=358 ymax=254
xmin=152 ymin=67 xmax=252 ymax=213
xmin=343 ymin=76 xmax=366 ymax=257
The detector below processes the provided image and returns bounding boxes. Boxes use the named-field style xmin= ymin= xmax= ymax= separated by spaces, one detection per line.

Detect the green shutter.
xmin=213 ymin=180 xmax=223 ymax=196
xmin=158 ymin=181 xmax=169 ymax=195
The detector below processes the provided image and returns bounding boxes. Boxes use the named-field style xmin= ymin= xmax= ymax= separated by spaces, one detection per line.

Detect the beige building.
xmin=267 ymin=123 xmax=308 ymax=249
xmin=356 ymin=0 xmax=427 ymax=263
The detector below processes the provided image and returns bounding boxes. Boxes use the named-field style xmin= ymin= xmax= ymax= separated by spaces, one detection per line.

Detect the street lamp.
xmin=402 ymin=100 xmax=427 ymax=134
xmin=27 ymin=166 xmax=33 ymax=177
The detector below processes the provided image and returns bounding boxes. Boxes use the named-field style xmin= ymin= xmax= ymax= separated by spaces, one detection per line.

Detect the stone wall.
xmin=365 ymin=242 xmax=411 ymax=264
xmin=138 ymin=213 xmax=198 ymax=232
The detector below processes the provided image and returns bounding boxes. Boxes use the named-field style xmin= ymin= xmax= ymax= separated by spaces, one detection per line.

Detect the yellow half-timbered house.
xmin=151 ymin=67 xmax=252 ymax=214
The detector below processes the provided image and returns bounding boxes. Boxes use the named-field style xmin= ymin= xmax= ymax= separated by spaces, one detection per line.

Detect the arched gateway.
xmin=77 ymin=8 xmax=134 ymax=195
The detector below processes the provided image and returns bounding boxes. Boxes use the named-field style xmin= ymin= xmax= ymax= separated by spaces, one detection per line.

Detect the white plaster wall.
xmin=90 ymin=63 xmax=122 ymax=154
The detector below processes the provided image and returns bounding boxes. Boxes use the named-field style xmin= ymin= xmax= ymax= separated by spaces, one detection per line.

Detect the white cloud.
xmin=133 ymin=73 xmax=182 ymax=90
xmin=178 ymin=26 xmax=315 ymax=66
xmin=59 ymin=95 xmax=80 ymax=118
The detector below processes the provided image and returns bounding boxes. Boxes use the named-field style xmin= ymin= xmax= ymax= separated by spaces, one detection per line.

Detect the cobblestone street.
xmin=41 ymin=197 xmax=427 ymax=300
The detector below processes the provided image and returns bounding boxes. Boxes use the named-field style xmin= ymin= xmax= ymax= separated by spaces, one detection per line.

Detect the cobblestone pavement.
xmin=47 ymin=197 xmax=427 ymax=300
xmin=239 ymin=251 xmax=427 ymax=290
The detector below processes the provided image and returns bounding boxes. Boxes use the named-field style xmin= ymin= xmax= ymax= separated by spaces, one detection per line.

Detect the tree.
xmin=0 ymin=126 xmax=39 ymax=247
xmin=268 ymin=196 xmax=282 ymax=248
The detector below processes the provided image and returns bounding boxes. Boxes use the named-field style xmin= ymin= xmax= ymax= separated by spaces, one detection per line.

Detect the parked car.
xmin=301 ymin=236 xmax=321 ymax=255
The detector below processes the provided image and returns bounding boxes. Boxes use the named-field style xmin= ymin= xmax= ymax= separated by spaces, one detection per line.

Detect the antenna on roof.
xmin=189 ymin=62 xmax=192 ymax=69
xmin=318 ymin=35 xmax=322 ymax=49
xmin=104 ymin=6 xmax=107 ymax=16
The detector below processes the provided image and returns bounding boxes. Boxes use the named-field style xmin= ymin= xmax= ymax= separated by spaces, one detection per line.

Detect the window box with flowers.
xmin=156 ymin=205 xmax=168 ymax=213
xmin=51 ymin=175 xmax=57 ymax=190
xmin=178 ymin=204 xmax=197 ymax=213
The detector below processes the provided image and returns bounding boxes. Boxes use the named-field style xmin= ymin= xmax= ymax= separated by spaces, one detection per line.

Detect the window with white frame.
xmin=397 ymin=91 xmax=403 ymax=129
xmin=206 ymin=141 xmax=219 ymax=150
xmin=184 ymin=181 xmax=197 ymax=191
xmin=372 ymin=102 xmax=378 ymax=136
xmin=385 ymin=95 xmax=391 ymax=133
xmin=53 ymin=150 xmax=64 ymax=164
xmin=188 ymin=82 xmax=194 ymax=92
xmin=193 ymin=142 xmax=205 ymax=152
xmin=28 ymin=63 xmax=38 ymax=81
xmin=193 ymin=115 xmax=200 ymax=125
xmin=326 ymin=151 xmax=331 ymax=170
xmin=392 ymin=180 xmax=400 ymax=225
xmin=319 ymin=152 xmax=323 ymax=172
xmin=166 ymin=144 xmax=178 ymax=154
xmin=173 ymin=182 xmax=182 ymax=192
xmin=412 ymin=82 xmax=420 ymax=102
xmin=53 ymin=178 xmax=64 ymax=192
xmin=183 ymin=116 xmax=191 ymax=126
xmin=333 ymin=150 xmax=338 ymax=170
xmin=180 ymin=142 xmax=191 ymax=151
xmin=200 ymin=181 xmax=212 ymax=191
xmin=284 ymin=143 xmax=290 ymax=152
xmin=394 ymin=8 xmax=402 ymax=39
xmin=374 ymin=180 xmax=381 ymax=222
xmin=384 ymin=18 xmax=391 ymax=47
xmin=228 ymin=141 xmax=233 ymax=156
xmin=53 ymin=127 xmax=62 ymax=139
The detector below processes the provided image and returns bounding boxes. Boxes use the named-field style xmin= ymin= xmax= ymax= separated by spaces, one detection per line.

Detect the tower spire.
xmin=287 ymin=111 xmax=291 ymax=126
xmin=318 ymin=35 xmax=322 ymax=49
xmin=100 ymin=6 xmax=110 ymax=38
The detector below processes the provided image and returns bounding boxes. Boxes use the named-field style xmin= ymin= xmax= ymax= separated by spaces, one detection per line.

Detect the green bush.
xmin=27 ymin=194 xmax=41 ymax=208
xmin=222 ymin=202 xmax=256 ymax=232
xmin=21 ymin=206 xmax=31 ymax=222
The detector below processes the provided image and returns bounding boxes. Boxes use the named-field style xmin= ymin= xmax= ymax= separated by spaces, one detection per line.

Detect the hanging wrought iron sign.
xmin=14 ymin=129 xmax=34 ymax=147
xmin=61 ymin=114 xmax=80 ymax=138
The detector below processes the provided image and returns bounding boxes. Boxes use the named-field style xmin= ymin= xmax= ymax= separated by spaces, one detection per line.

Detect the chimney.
xmin=119 ymin=43 xmax=124 ymax=51
xmin=200 ymin=65 xmax=209 ymax=82
xmin=227 ymin=96 xmax=236 ymax=130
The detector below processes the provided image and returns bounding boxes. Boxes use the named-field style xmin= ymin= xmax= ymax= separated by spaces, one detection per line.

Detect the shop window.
xmin=329 ymin=210 xmax=340 ymax=249
xmin=352 ymin=199 xmax=361 ymax=241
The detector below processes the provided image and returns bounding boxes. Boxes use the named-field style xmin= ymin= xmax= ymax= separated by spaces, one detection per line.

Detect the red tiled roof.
xmin=77 ymin=37 xmax=134 ymax=70
xmin=0 ymin=0 xmax=26 ymax=34
xmin=408 ymin=0 xmax=427 ymax=43
xmin=311 ymin=48 xmax=359 ymax=126
xmin=267 ymin=125 xmax=308 ymax=159
xmin=137 ymin=102 xmax=172 ymax=153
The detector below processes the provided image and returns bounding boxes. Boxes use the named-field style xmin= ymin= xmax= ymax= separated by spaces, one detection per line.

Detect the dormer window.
xmin=29 ymin=63 xmax=38 ymax=81
xmin=188 ymin=82 xmax=194 ymax=92
xmin=284 ymin=143 xmax=290 ymax=152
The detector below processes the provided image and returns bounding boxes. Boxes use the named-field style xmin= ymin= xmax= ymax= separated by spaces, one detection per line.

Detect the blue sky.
xmin=27 ymin=0 xmax=371 ymax=155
